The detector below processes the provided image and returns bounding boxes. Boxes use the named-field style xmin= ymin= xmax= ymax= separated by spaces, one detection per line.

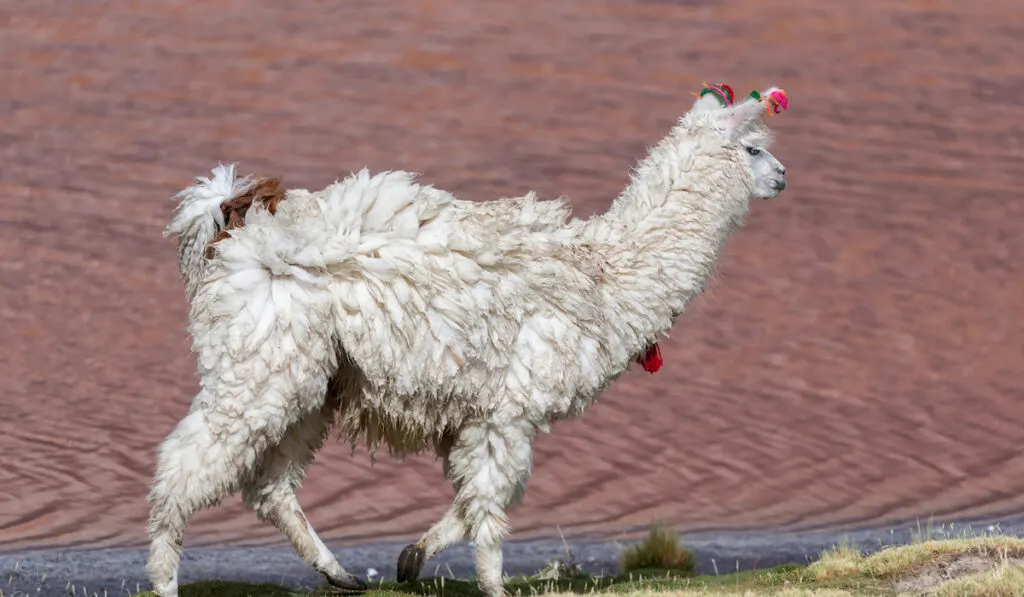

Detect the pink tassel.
xmin=765 ymin=89 xmax=789 ymax=115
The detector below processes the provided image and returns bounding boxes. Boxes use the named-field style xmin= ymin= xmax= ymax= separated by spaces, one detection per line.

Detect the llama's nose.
xmin=777 ymin=165 xmax=787 ymax=175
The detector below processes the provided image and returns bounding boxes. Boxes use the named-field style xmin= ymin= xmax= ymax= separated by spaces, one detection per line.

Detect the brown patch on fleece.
xmin=203 ymin=176 xmax=287 ymax=259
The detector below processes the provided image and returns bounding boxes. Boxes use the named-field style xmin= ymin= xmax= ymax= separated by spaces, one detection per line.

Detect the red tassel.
xmin=638 ymin=343 xmax=663 ymax=374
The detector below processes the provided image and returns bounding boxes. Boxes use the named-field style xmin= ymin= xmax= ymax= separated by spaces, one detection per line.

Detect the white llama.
xmin=149 ymin=83 xmax=790 ymax=597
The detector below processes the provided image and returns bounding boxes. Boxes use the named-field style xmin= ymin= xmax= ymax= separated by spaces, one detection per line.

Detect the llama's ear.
xmin=712 ymin=87 xmax=788 ymax=140
xmin=712 ymin=96 xmax=767 ymax=140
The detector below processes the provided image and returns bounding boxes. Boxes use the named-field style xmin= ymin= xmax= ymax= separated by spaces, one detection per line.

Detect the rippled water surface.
xmin=2 ymin=0 xmax=1023 ymax=552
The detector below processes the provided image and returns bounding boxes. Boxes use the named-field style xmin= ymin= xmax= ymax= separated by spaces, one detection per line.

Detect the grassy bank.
xmin=130 ymin=528 xmax=1024 ymax=597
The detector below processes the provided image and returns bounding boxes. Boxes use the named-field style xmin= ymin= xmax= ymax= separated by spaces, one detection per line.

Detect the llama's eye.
xmin=746 ymin=146 xmax=761 ymax=156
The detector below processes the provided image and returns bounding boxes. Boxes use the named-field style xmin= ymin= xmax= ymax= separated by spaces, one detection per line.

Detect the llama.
xmin=148 ymin=83 xmax=790 ymax=597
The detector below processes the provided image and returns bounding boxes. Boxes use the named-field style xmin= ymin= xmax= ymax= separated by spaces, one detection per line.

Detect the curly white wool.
xmin=146 ymin=88 xmax=789 ymax=597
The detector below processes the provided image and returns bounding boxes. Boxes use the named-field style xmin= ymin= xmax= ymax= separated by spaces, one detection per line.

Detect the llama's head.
xmin=687 ymin=83 xmax=789 ymax=200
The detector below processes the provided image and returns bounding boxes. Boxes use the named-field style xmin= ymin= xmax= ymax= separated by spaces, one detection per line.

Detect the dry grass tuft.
xmin=931 ymin=562 xmax=1024 ymax=597
xmin=806 ymin=544 xmax=863 ymax=581
xmin=808 ymin=533 xmax=1024 ymax=594
xmin=620 ymin=524 xmax=696 ymax=575
xmin=861 ymin=535 xmax=1024 ymax=579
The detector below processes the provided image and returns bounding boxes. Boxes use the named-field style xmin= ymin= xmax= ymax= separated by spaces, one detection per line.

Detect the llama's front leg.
xmin=397 ymin=506 xmax=467 ymax=582
xmin=397 ymin=439 xmax=467 ymax=582
xmin=450 ymin=419 xmax=536 ymax=597
xmin=242 ymin=403 xmax=366 ymax=591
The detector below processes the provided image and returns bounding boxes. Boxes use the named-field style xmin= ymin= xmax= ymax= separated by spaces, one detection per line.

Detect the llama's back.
xmin=193 ymin=168 xmax=614 ymax=450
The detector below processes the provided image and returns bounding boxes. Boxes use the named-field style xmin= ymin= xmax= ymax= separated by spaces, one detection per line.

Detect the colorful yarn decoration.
xmin=693 ymin=81 xmax=736 ymax=107
xmin=749 ymin=88 xmax=789 ymax=115
xmin=637 ymin=343 xmax=663 ymax=374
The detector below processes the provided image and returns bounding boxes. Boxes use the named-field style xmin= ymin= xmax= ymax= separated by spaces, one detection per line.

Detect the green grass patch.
xmin=129 ymin=564 xmax=885 ymax=597
xmin=130 ymin=525 xmax=1024 ymax=597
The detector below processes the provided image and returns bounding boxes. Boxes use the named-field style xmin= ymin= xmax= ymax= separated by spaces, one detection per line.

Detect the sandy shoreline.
xmin=4 ymin=518 xmax=1020 ymax=597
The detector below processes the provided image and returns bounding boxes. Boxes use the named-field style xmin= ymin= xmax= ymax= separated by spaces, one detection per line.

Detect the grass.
xmin=809 ymin=534 xmax=1024 ymax=580
xmin=127 ymin=567 xmax=863 ymax=597
xmin=119 ymin=525 xmax=1024 ymax=597
xmin=620 ymin=524 xmax=695 ymax=575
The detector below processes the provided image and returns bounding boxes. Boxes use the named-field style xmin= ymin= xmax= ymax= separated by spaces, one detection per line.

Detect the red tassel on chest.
xmin=638 ymin=343 xmax=663 ymax=373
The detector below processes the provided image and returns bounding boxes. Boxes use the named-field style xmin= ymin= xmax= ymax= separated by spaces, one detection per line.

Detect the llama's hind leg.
xmin=242 ymin=399 xmax=366 ymax=591
xmin=146 ymin=407 xmax=256 ymax=597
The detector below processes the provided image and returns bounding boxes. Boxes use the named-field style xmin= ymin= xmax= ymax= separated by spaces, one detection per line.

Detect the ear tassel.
xmin=693 ymin=81 xmax=736 ymax=107
xmin=749 ymin=88 xmax=789 ymax=115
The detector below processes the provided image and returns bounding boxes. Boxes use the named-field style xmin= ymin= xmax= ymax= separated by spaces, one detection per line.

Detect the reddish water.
xmin=2 ymin=0 xmax=1023 ymax=553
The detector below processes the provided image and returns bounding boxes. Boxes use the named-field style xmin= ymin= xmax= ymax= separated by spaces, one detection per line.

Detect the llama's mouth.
xmin=762 ymin=180 xmax=787 ymax=199
xmin=758 ymin=180 xmax=787 ymax=201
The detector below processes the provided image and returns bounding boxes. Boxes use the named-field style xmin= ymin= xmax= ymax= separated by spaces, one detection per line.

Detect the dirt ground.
xmin=1 ymin=0 xmax=1022 ymax=552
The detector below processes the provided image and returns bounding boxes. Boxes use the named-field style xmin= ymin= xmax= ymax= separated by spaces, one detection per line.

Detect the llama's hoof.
xmin=324 ymin=571 xmax=367 ymax=592
xmin=396 ymin=543 xmax=426 ymax=583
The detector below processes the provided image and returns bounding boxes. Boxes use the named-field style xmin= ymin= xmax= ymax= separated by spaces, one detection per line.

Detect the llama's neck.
xmin=580 ymin=122 xmax=754 ymax=354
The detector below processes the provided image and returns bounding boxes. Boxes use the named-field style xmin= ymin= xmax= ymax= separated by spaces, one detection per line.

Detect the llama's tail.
xmin=164 ymin=163 xmax=254 ymax=300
